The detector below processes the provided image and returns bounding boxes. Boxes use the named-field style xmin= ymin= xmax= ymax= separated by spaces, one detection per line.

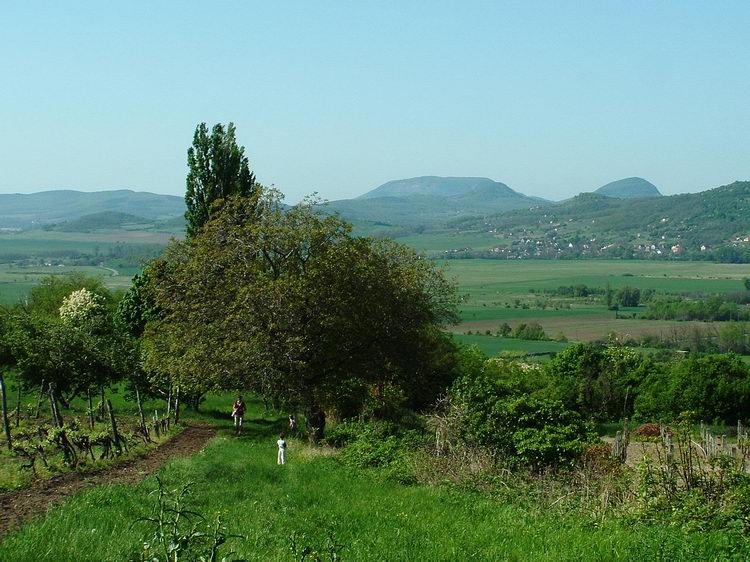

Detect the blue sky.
xmin=1 ymin=1 xmax=749 ymax=202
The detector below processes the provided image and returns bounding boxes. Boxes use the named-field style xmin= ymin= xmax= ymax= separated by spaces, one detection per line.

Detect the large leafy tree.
xmin=184 ymin=122 xmax=258 ymax=238
xmin=146 ymin=191 xmax=459 ymax=440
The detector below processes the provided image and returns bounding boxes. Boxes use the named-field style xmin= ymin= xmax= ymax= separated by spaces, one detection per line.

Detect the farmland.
xmin=448 ymin=258 xmax=750 ymax=343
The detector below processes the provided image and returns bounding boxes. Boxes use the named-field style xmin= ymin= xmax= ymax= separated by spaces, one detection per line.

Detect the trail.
xmin=0 ymin=422 xmax=216 ymax=539
xmin=99 ymin=265 xmax=119 ymax=276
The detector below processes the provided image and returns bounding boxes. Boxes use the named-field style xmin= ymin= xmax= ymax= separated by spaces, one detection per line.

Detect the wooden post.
xmin=106 ymin=399 xmax=121 ymax=453
xmin=34 ymin=379 xmax=45 ymax=419
xmin=87 ymin=388 xmax=95 ymax=430
xmin=0 ymin=372 xmax=12 ymax=450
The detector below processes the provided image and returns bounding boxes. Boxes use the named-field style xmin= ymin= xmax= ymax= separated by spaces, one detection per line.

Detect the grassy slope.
xmin=0 ymin=402 xmax=739 ymax=562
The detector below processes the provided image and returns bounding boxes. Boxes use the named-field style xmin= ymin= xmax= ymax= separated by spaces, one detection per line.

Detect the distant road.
xmin=99 ymin=266 xmax=119 ymax=277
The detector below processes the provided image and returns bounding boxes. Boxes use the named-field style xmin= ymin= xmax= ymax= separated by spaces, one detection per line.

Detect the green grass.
xmin=447 ymin=259 xmax=750 ymax=297
xmin=0 ymin=264 xmax=134 ymax=304
xmin=0 ymin=402 xmax=743 ymax=561
xmin=453 ymin=333 xmax=570 ymax=357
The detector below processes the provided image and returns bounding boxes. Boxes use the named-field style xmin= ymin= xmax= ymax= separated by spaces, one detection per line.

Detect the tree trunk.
xmin=166 ymin=384 xmax=172 ymax=430
xmin=0 ymin=372 xmax=12 ymax=450
xmin=87 ymin=388 xmax=95 ymax=430
xmin=34 ymin=379 xmax=45 ymax=419
xmin=99 ymin=386 xmax=105 ymax=420
xmin=48 ymin=383 xmax=63 ymax=427
xmin=135 ymin=383 xmax=147 ymax=436
xmin=173 ymin=387 xmax=180 ymax=425
xmin=106 ymin=399 xmax=121 ymax=453
xmin=15 ymin=381 xmax=22 ymax=428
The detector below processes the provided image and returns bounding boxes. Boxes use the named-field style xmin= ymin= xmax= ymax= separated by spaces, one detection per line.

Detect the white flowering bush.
xmin=59 ymin=288 xmax=106 ymax=326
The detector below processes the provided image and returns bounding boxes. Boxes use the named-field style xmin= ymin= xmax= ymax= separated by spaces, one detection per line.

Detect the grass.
xmin=0 ymin=400 xmax=744 ymax=561
xmin=0 ymin=264 xmax=134 ymax=304
xmin=448 ymin=259 xmax=750 ymax=343
xmin=452 ymin=333 xmax=569 ymax=357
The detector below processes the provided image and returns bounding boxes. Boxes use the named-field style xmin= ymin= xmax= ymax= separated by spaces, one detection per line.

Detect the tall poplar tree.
xmin=184 ymin=122 xmax=258 ymax=238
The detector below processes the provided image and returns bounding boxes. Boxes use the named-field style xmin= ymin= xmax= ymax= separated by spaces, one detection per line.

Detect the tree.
xmin=146 ymin=192 xmax=459 ymax=441
xmin=605 ymin=282 xmax=614 ymax=310
xmin=0 ymin=306 xmax=16 ymax=449
xmin=27 ymin=273 xmax=115 ymax=317
xmin=616 ymin=286 xmax=641 ymax=308
xmin=184 ymin=122 xmax=259 ymax=238
xmin=744 ymin=278 xmax=750 ymax=291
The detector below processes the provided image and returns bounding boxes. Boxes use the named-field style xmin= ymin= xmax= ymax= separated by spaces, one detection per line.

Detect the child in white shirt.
xmin=277 ymin=433 xmax=287 ymax=465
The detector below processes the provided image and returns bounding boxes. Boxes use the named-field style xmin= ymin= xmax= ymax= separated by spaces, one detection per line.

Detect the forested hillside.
xmin=452 ymin=181 xmax=750 ymax=262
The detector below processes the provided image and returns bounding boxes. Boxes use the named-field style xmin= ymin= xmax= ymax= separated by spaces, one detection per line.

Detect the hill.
xmin=46 ymin=211 xmax=153 ymax=232
xmin=0 ymin=190 xmax=185 ymax=229
xmin=324 ymin=176 xmax=549 ymax=230
xmin=593 ymin=177 xmax=662 ymax=199
xmin=452 ymin=181 xmax=750 ymax=261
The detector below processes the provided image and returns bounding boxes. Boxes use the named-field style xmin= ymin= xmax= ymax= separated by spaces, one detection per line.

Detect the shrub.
xmin=452 ymin=362 xmax=596 ymax=469
xmin=633 ymin=423 xmax=661 ymax=437
xmin=512 ymin=322 xmax=546 ymax=340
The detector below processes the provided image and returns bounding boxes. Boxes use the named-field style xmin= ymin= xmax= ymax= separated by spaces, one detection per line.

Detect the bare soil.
xmin=0 ymin=422 xmax=216 ymax=539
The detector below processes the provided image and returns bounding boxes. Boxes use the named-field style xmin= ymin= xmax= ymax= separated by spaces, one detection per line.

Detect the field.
xmin=452 ymin=333 xmax=569 ymax=357
xmin=0 ymin=400 xmax=738 ymax=562
xmin=448 ymin=259 xmax=750 ymax=343
xmin=0 ymin=264 xmax=134 ymax=305
xmin=0 ymin=229 xmax=172 ymax=258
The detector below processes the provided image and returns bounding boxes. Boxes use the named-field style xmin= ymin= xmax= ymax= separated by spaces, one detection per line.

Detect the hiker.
xmin=277 ymin=432 xmax=287 ymax=465
xmin=288 ymin=414 xmax=297 ymax=432
xmin=231 ymin=396 xmax=246 ymax=435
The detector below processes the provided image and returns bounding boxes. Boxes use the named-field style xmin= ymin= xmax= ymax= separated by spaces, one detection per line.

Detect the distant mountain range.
xmin=323 ymin=176 xmax=550 ymax=228
xmin=0 ymin=190 xmax=185 ymax=229
xmin=0 ymin=176 xmax=668 ymax=233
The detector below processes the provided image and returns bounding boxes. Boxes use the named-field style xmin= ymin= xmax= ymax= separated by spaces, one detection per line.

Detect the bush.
xmin=633 ymin=423 xmax=661 ymax=437
xmin=511 ymin=322 xmax=546 ymax=340
xmin=329 ymin=421 xmax=421 ymax=484
xmin=452 ymin=360 xmax=597 ymax=469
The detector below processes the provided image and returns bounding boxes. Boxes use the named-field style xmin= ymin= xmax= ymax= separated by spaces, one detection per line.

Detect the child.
xmin=231 ymin=396 xmax=246 ymax=435
xmin=277 ymin=432 xmax=287 ymax=465
xmin=288 ymin=414 xmax=297 ymax=432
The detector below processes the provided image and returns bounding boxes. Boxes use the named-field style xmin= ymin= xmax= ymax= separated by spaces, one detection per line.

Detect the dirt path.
xmin=0 ymin=422 xmax=217 ymax=539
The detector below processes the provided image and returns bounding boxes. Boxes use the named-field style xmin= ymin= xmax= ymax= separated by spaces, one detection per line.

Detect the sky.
xmin=1 ymin=1 xmax=749 ymax=203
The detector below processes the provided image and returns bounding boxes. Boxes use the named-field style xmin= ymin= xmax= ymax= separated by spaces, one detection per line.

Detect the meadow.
xmin=0 ymin=264 xmax=134 ymax=305
xmin=448 ymin=259 xmax=750 ymax=343
xmin=0 ymin=399 xmax=741 ymax=562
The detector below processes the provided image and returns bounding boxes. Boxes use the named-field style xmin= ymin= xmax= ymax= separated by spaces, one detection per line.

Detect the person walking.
xmin=277 ymin=432 xmax=287 ymax=465
xmin=231 ymin=396 xmax=246 ymax=436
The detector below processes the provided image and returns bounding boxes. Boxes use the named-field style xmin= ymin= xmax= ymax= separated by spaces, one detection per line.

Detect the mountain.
xmin=453 ymin=181 xmax=750 ymax=260
xmin=593 ymin=177 xmax=662 ymax=199
xmin=324 ymin=176 xmax=549 ymax=229
xmin=360 ymin=176 xmax=519 ymax=199
xmin=0 ymin=190 xmax=185 ymax=229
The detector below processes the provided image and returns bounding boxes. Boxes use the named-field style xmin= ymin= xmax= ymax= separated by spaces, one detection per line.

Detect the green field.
xmin=0 ymin=230 xmax=172 ymax=257
xmin=448 ymin=259 xmax=750 ymax=341
xmin=452 ymin=333 xmax=569 ymax=357
xmin=0 ymin=264 xmax=134 ymax=305
xmin=0 ymin=400 xmax=738 ymax=562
